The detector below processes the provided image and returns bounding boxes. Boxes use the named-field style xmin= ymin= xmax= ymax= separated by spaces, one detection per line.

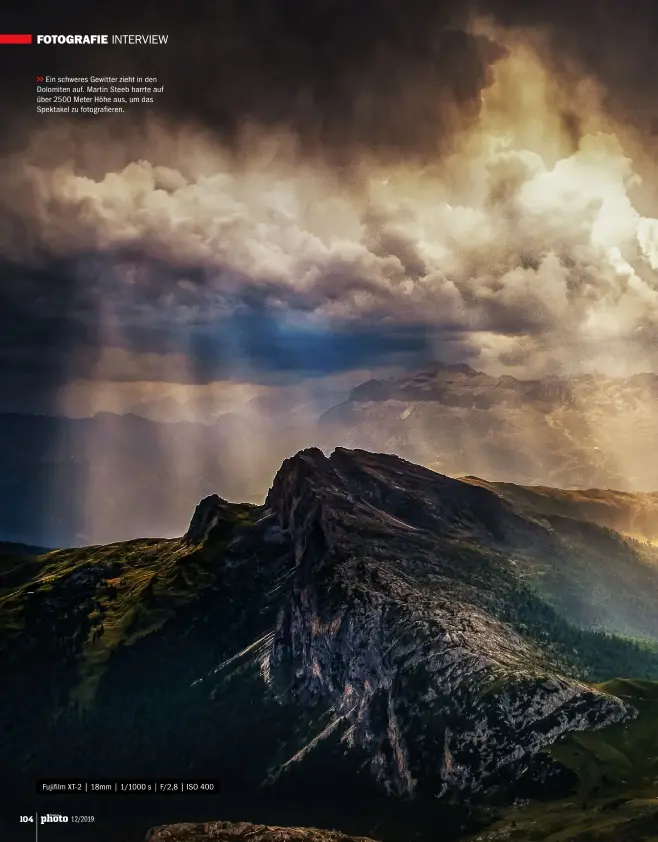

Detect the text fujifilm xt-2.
xmin=36 ymin=778 xmax=221 ymax=794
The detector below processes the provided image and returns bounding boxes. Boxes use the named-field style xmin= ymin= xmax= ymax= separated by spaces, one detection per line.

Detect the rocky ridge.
xmin=255 ymin=448 xmax=634 ymax=797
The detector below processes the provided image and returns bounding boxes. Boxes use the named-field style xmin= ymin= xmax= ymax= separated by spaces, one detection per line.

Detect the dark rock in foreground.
xmin=145 ymin=821 xmax=376 ymax=842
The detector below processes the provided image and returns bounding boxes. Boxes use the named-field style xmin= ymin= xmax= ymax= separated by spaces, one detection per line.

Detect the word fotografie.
xmin=35 ymin=34 xmax=168 ymax=44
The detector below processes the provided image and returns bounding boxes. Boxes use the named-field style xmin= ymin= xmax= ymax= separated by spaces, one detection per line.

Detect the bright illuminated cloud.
xmin=2 ymin=30 xmax=658 ymax=392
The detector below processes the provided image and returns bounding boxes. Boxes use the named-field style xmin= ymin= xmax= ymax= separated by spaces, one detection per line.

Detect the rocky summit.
xmin=261 ymin=448 xmax=632 ymax=797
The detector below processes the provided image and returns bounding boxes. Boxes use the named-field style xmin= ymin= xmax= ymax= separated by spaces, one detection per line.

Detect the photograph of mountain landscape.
xmin=2 ymin=1 xmax=658 ymax=841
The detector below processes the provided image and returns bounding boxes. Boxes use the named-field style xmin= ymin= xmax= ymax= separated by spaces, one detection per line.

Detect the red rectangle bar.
xmin=0 ymin=34 xmax=32 ymax=44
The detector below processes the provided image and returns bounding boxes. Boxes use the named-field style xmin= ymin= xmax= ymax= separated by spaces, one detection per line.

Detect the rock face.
xmin=145 ymin=821 xmax=376 ymax=842
xmin=259 ymin=448 xmax=633 ymax=797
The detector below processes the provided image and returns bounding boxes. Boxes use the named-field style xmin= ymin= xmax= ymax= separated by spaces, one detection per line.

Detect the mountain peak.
xmin=264 ymin=446 xmax=528 ymax=555
xmin=424 ymin=360 xmax=479 ymax=375
xmin=184 ymin=493 xmax=232 ymax=544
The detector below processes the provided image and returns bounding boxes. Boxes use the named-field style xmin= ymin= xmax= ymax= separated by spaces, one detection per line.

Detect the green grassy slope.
xmin=0 ymin=500 xmax=474 ymax=842
xmin=471 ymin=679 xmax=658 ymax=840
xmin=459 ymin=477 xmax=658 ymax=644
xmin=0 ymin=502 xmax=259 ymax=709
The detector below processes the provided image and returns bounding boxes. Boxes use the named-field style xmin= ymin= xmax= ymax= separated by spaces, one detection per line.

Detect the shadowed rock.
xmin=184 ymin=494 xmax=232 ymax=544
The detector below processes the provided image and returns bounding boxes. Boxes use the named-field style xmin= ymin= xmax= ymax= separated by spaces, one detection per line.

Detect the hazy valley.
xmin=5 ymin=363 xmax=658 ymax=548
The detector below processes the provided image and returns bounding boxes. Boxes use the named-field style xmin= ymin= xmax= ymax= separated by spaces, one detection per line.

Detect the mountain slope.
xmin=461 ymin=478 xmax=658 ymax=541
xmin=459 ymin=476 xmax=658 ymax=641
xmin=3 ymin=449 xmax=658 ymax=841
xmin=471 ymin=679 xmax=658 ymax=841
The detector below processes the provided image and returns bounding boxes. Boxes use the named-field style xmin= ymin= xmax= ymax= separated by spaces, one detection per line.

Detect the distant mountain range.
xmin=0 ymin=410 xmax=313 ymax=546
xmin=2 ymin=362 xmax=658 ymax=546
xmin=320 ymin=363 xmax=658 ymax=491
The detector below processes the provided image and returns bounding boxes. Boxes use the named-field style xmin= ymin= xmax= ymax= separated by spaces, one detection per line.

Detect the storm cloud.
xmin=1 ymin=0 xmax=658 ymax=411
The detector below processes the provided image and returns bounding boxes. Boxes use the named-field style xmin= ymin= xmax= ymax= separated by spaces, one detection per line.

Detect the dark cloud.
xmin=0 ymin=1 xmax=505 ymax=164
xmin=2 ymin=1 xmax=658 ymax=163
xmin=0 ymin=252 xmax=440 ymax=413
xmin=485 ymin=0 xmax=658 ymax=112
